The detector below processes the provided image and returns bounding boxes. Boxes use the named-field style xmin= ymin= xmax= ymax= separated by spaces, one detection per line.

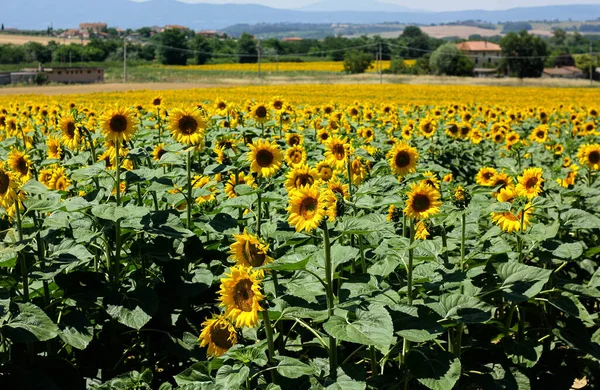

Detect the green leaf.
xmin=215 ymin=364 xmax=249 ymax=389
xmin=552 ymin=242 xmax=584 ymax=259
xmin=91 ymin=204 xmax=149 ymax=222
xmin=208 ymin=213 xmax=238 ymax=232
xmin=23 ymin=197 xmax=62 ymax=214
xmin=504 ymin=338 xmax=543 ymax=368
xmin=3 ymin=303 xmax=59 ymax=342
xmin=323 ymin=304 xmax=393 ymax=351
xmin=261 ymin=253 xmax=310 ymax=271
xmin=407 ymin=349 xmax=461 ymax=390
xmin=276 ymin=356 xmax=316 ymax=379
xmin=561 ymin=209 xmax=600 ymax=229
xmin=495 ymin=262 xmax=551 ymax=302
xmin=426 ymin=294 xmax=494 ymax=324
xmin=0 ymin=288 xmax=10 ymax=322
xmin=59 ymin=310 xmax=93 ymax=350
xmin=174 ymin=362 xmax=213 ymax=386
xmin=105 ymin=287 xmax=158 ymax=330
xmin=389 ymin=304 xmax=445 ymax=342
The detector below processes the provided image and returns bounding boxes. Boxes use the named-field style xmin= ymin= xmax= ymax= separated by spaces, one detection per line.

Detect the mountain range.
xmin=3 ymin=0 xmax=600 ymax=31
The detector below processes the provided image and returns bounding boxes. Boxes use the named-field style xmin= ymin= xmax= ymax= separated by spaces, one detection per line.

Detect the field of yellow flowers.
xmin=0 ymin=83 xmax=599 ymax=389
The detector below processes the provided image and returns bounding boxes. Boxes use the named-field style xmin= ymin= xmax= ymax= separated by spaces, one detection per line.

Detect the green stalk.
xmin=454 ymin=213 xmax=467 ymax=357
xmin=517 ymin=207 xmax=526 ymax=263
xmin=114 ymin=139 xmax=122 ymax=283
xmin=186 ymin=150 xmax=192 ymax=230
xmin=14 ymin=200 xmax=28 ymax=302
xmin=402 ymin=219 xmax=415 ymax=388
xmin=263 ymin=310 xmax=277 ymax=383
xmin=322 ymin=220 xmax=337 ymax=380
xmin=370 ymin=346 xmax=378 ymax=378
xmin=256 ymin=188 xmax=262 ymax=237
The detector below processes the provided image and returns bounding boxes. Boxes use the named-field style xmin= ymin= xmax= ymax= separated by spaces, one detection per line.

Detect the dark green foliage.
xmin=157 ymin=29 xmax=189 ymax=66
xmin=500 ymin=31 xmax=549 ymax=78
xmin=236 ymin=33 xmax=257 ymax=64
xmin=429 ymin=43 xmax=473 ymax=76
xmin=190 ymin=35 xmax=212 ymax=65
xmin=343 ymin=50 xmax=374 ymax=74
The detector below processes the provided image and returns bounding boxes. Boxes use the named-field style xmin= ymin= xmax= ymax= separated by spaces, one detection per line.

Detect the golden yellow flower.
xmin=152 ymin=143 xmax=167 ymax=162
xmin=422 ymin=171 xmax=440 ymax=189
xmin=316 ymin=161 xmax=336 ymax=182
xmin=225 ymin=172 xmax=255 ymax=199
xmin=388 ymin=141 xmax=418 ymax=177
xmin=287 ymin=185 xmax=331 ymax=232
xmin=415 ymin=221 xmax=430 ymax=240
xmin=192 ymin=175 xmax=216 ymax=204
xmin=247 ymin=139 xmax=283 ymax=178
xmin=0 ymin=162 xmax=19 ymax=209
xmin=250 ymin=102 xmax=270 ymax=124
xmin=286 ymin=132 xmax=304 ymax=147
xmin=101 ymin=107 xmax=136 ymax=142
xmin=324 ymin=136 xmax=351 ymax=170
xmin=529 ymin=125 xmax=548 ymax=143
xmin=442 ymin=173 xmax=453 ymax=182
xmin=218 ymin=265 xmax=265 ymax=328
xmin=475 ymin=167 xmax=498 ymax=186
xmin=516 ymin=167 xmax=543 ymax=198
xmin=229 ymin=230 xmax=273 ymax=271
xmin=8 ymin=149 xmax=32 ymax=183
xmin=404 ymin=181 xmax=442 ymax=220
xmin=490 ymin=187 xmax=532 ymax=233
xmin=285 ymin=165 xmax=319 ymax=192
xmin=59 ymin=114 xmax=81 ymax=149
xmin=199 ymin=315 xmax=237 ymax=357
xmin=577 ymin=143 xmax=600 ymax=170
xmin=46 ymin=136 xmax=63 ymax=160
xmin=48 ymin=166 xmax=71 ymax=192
xmin=284 ymin=145 xmax=307 ymax=167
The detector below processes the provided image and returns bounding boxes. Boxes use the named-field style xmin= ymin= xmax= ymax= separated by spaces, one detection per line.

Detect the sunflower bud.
xmin=452 ymin=185 xmax=471 ymax=209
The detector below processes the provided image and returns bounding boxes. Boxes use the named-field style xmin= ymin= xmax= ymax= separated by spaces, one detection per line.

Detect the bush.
xmin=385 ymin=58 xmax=411 ymax=74
xmin=34 ymin=72 xmax=48 ymax=85
xmin=429 ymin=43 xmax=473 ymax=77
xmin=343 ymin=50 xmax=374 ymax=74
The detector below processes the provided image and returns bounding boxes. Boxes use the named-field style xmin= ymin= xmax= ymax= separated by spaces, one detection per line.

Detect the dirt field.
xmin=0 ymin=34 xmax=89 ymax=45
xmin=374 ymin=26 xmax=502 ymax=39
xmin=0 ymin=74 xmax=597 ymax=96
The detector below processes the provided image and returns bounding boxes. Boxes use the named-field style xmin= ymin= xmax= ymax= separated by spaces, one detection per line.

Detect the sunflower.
xmin=218 ymin=265 xmax=265 ymax=328
xmin=229 ymin=230 xmax=273 ymax=271
xmin=475 ymin=167 xmax=498 ymax=186
xmin=403 ymin=181 xmax=442 ymax=220
xmin=270 ymin=96 xmax=286 ymax=112
xmin=169 ymin=108 xmax=206 ymax=146
xmin=39 ymin=167 xmax=54 ymax=187
xmin=415 ymin=221 xmax=430 ymax=240
xmin=422 ymin=171 xmax=440 ymax=189
xmin=193 ymin=175 xmax=216 ymax=204
xmin=505 ymin=132 xmax=520 ymax=146
xmin=285 ymin=165 xmax=319 ymax=192
xmin=98 ymin=150 xmax=115 ymax=170
xmin=225 ymin=172 xmax=255 ymax=199
xmin=317 ymin=129 xmax=331 ymax=144
xmin=46 ymin=136 xmax=63 ymax=160
xmin=8 ymin=149 xmax=32 ymax=183
xmin=388 ymin=141 xmax=418 ymax=177
xmin=214 ymin=98 xmax=230 ymax=116
xmin=316 ymin=161 xmax=336 ymax=182
xmin=199 ymin=315 xmax=237 ymax=357
xmin=100 ymin=107 xmax=136 ymax=142
xmin=328 ymin=179 xmax=349 ymax=199
xmin=152 ymin=143 xmax=167 ymax=162
xmin=250 ymin=102 xmax=270 ymax=124
xmin=350 ymin=157 xmax=369 ymax=185
xmin=419 ymin=118 xmax=436 ymax=138
xmin=59 ymin=114 xmax=81 ymax=149
xmin=48 ymin=166 xmax=71 ymax=192
xmin=152 ymin=95 xmax=163 ymax=107
xmin=529 ymin=125 xmax=548 ymax=144
xmin=516 ymin=167 xmax=543 ymax=198
xmin=287 ymin=185 xmax=331 ymax=232
xmin=324 ymin=136 xmax=351 ymax=170
xmin=387 ymin=204 xmax=401 ymax=223
xmin=491 ymin=172 xmax=512 ymax=192
xmin=0 ymin=163 xmax=19 ymax=209
xmin=284 ymin=145 xmax=307 ymax=167
xmin=286 ymin=132 xmax=304 ymax=147
xmin=247 ymin=139 xmax=283 ymax=178
xmin=358 ymin=127 xmax=375 ymax=143
xmin=442 ymin=173 xmax=453 ymax=182
xmin=490 ymin=187 xmax=532 ymax=233
xmin=577 ymin=143 xmax=600 ymax=170
xmin=445 ymin=122 xmax=460 ymax=138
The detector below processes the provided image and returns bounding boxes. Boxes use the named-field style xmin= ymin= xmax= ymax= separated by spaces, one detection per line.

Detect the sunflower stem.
xmin=454 ymin=213 xmax=467 ymax=357
xmin=256 ymin=188 xmax=262 ymax=237
xmin=186 ymin=150 xmax=192 ymax=230
xmin=14 ymin=199 xmax=28 ymax=302
xmin=322 ymin=220 xmax=337 ymax=380
xmin=402 ymin=219 xmax=415 ymax=388
xmin=370 ymin=345 xmax=378 ymax=378
xmin=114 ymin=139 xmax=122 ymax=284
xmin=262 ymin=310 xmax=277 ymax=383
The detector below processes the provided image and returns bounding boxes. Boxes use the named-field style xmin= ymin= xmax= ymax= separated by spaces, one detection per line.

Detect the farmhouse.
xmin=79 ymin=23 xmax=107 ymax=34
xmin=542 ymin=66 xmax=586 ymax=79
xmin=456 ymin=41 xmax=502 ymax=67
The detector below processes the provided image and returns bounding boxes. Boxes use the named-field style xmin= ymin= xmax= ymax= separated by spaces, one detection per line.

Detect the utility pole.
xmin=69 ymin=51 xmax=72 ymax=67
xmin=590 ymin=41 xmax=593 ymax=87
xmin=124 ymin=36 xmax=127 ymax=83
xmin=379 ymin=42 xmax=383 ymax=85
xmin=257 ymin=39 xmax=261 ymax=78
xmin=276 ymin=53 xmax=279 ymax=73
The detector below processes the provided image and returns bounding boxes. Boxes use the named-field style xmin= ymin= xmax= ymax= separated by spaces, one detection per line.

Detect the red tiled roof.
xmin=456 ymin=41 xmax=502 ymax=52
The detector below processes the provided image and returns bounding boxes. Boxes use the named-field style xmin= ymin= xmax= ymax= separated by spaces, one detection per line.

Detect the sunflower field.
xmin=0 ymin=85 xmax=599 ymax=389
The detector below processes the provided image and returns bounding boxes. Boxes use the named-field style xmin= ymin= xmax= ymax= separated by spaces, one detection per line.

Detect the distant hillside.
xmin=2 ymin=0 xmax=600 ymax=31
xmin=301 ymin=0 xmax=423 ymax=12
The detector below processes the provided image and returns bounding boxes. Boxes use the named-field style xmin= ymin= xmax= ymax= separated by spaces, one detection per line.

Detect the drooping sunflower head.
xmin=218 ymin=265 xmax=265 ymax=328
xmin=247 ymin=138 xmax=283 ymax=178
xmin=101 ymin=107 xmax=136 ymax=142
xmin=442 ymin=173 xmax=453 ymax=183
xmin=225 ymin=171 xmax=255 ymax=199
xmin=316 ymin=161 xmax=335 ymax=182
xmin=422 ymin=171 xmax=440 ymax=189
xmin=490 ymin=186 xmax=533 ymax=233
xmin=387 ymin=141 xmax=418 ymax=178
xmin=328 ymin=179 xmax=349 ymax=200
xmin=403 ymin=181 xmax=442 ymax=220
xmin=0 ymin=162 xmax=19 ymax=209
xmin=286 ymin=132 xmax=304 ymax=147
xmin=46 ymin=136 xmax=63 ymax=160
xmin=229 ymin=230 xmax=273 ymax=271
xmin=475 ymin=167 xmax=498 ymax=186
xmin=48 ymin=166 xmax=71 ymax=192
xmin=169 ymin=108 xmax=206 ymax=146
xmin=152 ymin=143 xmax=167 ymax=162
xmin=415 ymin=220 xmax=430 ymax=240
xmin=199 ymin=315 xmax=237 ymax=358
xmin=516 ymin=167 xmax=544 ymax=198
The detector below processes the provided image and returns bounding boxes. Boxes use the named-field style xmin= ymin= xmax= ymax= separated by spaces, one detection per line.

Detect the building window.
xmin=475 ymin=58 xmax=478 ymax=64
xmin=489 ymin=58 xmax=491 ymax=63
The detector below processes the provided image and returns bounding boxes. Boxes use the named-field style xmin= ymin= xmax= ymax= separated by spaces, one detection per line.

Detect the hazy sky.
xmin=178 ymin=0 xmax=600 ymax=11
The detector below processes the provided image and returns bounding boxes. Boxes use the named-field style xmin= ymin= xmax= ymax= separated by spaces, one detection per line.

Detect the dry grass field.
xmin=0 ymin=34 xmax=89 ymax=45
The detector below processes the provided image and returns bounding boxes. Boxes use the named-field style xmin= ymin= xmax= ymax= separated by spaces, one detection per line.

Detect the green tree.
xmin=24 ymin=42 xmax=52 ymax=63
xmin=158 ymin=28 xmax=189 ymax=65
xmin=236 ymin=33 xmax=257 ymax=64
xmin=343 ymin=50 xmax=374 ymax=74
xmin=190 ymin=35 xmax=212 ymax=65
xmin=500 ymin=31 xmax=548 ymax=78
xmin=575 ymin=54 xmax=598 ymax=79
xmin=429 ymin=43 xmax=473 ymax=76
